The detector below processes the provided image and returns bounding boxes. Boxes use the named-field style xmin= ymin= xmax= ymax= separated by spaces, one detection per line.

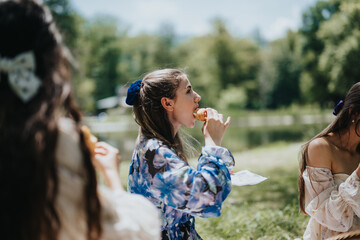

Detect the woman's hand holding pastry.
xmin=93 ymin=142 xmax=121 ymax=171
xmin=93 ymin=142 xmax=123 ymax=190
xmin=202 ymin=108 xmax=231 ymax=146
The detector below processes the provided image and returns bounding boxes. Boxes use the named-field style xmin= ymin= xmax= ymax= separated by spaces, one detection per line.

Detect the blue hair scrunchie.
xmin=125 ymin=80 xmax=142 ymax=106
xmin=333 ymin=100 xmax=344 ymax=116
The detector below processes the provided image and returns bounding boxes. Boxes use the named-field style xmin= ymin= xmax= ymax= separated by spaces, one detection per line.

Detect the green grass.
xmin=195 ymin=166 xmax=308 ymax=239
xmin=118 ymin=142 xmax=309 ymax=239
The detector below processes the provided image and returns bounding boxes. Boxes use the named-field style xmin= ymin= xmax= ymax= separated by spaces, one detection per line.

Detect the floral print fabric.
xmin=128 ymin=137 xmax=235 ymax=240
xmin=303 ymin=166 xmax=360 ymax=240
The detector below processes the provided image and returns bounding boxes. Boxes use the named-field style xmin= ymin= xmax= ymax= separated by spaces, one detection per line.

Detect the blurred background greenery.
xmin=44 ymin=0 xmax=360 ymax=238
xmin=45 ymin=0 xmax=360 ymax=113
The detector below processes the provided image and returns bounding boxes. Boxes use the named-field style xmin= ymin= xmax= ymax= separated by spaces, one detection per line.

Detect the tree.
xmin=152 ymin=23 xmax=176 ymax=68
xmin=317 ymin=1 xmax=360 ymax=98
xmin=260 ymin=31 xmax=303 ymax=108
xmin=83 ymin=16 xmax=124 ymax=101
xmin=299 ymin=0 xmax=341 ymax=105
xmin=233 ymin=38 xmax=262 ymax=109
xmin=211 ymin=18 xmax=242 ymax=88
xmin=44 ymin=0 xmax=79 ymax=49
xmin=119 ymin=34 xmax=158 ymax=82
xmin=173 ymin=36 xmax=220 ymax=107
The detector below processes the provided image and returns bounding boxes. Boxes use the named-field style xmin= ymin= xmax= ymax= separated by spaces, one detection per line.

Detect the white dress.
xmin=55 ymin=118 xmax=160 ymax=240
xmin=303 ymin=166 xmax=360 ymax=240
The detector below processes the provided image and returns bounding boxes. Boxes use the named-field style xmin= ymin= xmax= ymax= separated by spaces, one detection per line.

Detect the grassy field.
xmin=194 ymin=142 xmax=308 ymax=240
xmin=118 ymin=141 xmax=308 ymax=240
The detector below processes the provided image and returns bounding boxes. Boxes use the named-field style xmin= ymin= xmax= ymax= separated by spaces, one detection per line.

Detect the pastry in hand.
xmin=81 ymin=125 xmax=98 ymax=155
xmin=194 ymin=108 xmax=207 ymax=121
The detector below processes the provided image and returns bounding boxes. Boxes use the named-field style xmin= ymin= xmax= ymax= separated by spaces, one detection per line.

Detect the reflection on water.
xmin=94 ymin=121 xmax=329 ymax=161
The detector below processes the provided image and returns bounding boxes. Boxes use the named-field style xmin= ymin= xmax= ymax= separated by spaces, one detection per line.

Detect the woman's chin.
xmin=184 ymin=121 xmax=195 ymax=129
xmin=189 ymin=121 xmax=196 ymax=128
xmin=182 ymin=117 xmax=196 ymax=128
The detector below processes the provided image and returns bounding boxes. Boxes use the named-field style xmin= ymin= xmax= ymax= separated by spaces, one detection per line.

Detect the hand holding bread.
xmin=201 ymin=108 xmax=231 ymax=146
xmin=81 ymin=125 xmax=123 ymax=190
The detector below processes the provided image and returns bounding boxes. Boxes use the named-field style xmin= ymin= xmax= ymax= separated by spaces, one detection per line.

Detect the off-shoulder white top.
xmin=303 ymin=166 xmax=360 ymax=240
xmin=55 ymin=118 xmax=160 ymax=240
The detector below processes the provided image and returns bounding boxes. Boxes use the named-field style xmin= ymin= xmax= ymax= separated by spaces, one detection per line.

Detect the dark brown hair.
xmin=0 ymin=1 xmax=101 ymax=239
xmin=133 ymin=68 xmax=188 ymax=161
xmin=298 ymin=82 xmax=360 ymax=214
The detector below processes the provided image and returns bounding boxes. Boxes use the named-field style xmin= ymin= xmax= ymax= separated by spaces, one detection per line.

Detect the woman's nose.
xmin=194 ymin=91 xmax=201 ymax=102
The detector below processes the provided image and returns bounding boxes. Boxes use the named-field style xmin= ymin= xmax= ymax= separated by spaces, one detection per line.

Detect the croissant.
xmin=81 ymin=125 xmax=98 ymax=155
xmin=194 ymin=108 xmax=207 ymax=121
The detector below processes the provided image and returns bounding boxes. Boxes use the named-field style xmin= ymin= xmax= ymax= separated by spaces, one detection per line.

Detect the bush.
xmin=217 ymin=86 xmax=247 ymax=110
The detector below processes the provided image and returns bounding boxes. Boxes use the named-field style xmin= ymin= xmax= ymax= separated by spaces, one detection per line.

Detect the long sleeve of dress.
xmin=303 ymin=166 xmax=360 ymax=233
xmin=99 ymin=187 xmax=160 ymax=240
xmin=130 ymin=138 xmax=234 ymax=218
xmin=56 ymin=118 xmax=160 ymax=240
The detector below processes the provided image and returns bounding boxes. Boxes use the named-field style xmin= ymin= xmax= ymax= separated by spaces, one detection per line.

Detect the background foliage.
xmin=44 ymin=0 xmax=360 ymax=113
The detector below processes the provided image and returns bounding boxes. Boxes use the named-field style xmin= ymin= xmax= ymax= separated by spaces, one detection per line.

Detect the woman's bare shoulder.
xmin=307 ymin=137 xmax=333 ymax=169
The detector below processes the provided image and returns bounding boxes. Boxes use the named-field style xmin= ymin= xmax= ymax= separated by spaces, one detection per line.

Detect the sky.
xmin=70 ymin=0 xmax=318 ymax=41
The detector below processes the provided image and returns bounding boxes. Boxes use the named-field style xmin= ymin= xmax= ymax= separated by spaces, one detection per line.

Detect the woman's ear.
xmin=161 ymin=97 xmax=174 ymax=111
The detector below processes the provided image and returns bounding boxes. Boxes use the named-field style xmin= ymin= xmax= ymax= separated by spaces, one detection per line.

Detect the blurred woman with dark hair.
xmin=0 ymin=0 xmax=160 ymax=239
xmin=299 ymin=82 xmax=360 ymax=239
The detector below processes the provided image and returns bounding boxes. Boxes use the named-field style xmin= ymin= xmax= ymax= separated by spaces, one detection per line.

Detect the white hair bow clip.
xmin=0 ymin=51 xmax=42 ymax=102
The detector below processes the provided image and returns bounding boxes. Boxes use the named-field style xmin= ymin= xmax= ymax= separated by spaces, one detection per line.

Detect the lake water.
xmin=86 ymin=114 xmax=332 ymax=161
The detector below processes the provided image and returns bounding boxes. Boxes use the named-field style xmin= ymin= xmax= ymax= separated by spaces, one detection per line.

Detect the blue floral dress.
xmin=128 ymin=137 xmax=235 ymax=240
